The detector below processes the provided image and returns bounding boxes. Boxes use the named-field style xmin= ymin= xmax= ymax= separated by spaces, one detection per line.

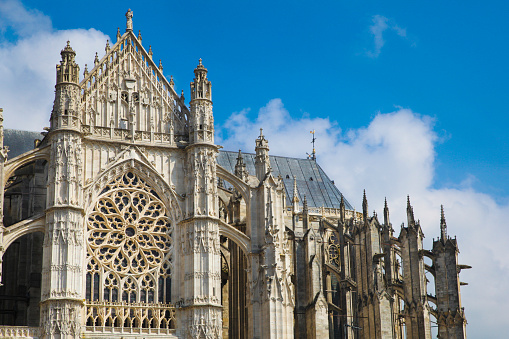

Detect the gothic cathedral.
xmin=0 ymin=10 xmax=469 ymax=339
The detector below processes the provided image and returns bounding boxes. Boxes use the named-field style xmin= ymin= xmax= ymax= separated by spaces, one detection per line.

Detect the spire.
xmin=56 ymin=41 xmax=79 ymax=84
xmin=126 ymin=9 xmax=133 ymax=31
xmin=105 ymin=40 xmax=110 ymax=53
xmin=234 ymin=149 xmax=248 ymax=180
xmin=94 ymin=52 xmax=99 ymax=66
xmin=83 ymin=64 xmax=88 ymax=77
xmin=170 ymin=75 xmax=175 ymax=89
xmin=191 ymin=58 xmax=211 ymax=100
xmin=303 ymin=195 xmax=308 ymax=214
xmin=117 ymin=27 xmax=121 ymax=42
xmin=407 ymin=195 xmax=415 ymax=226
xmin=362 ymin=189 xmax=368 ymax=221
xmin=440 ymin=205 xmax=447 ymax=242
xmin=384 ymin=197 xmax=390 ymax=226
xmin=148 ymin=45 xmax=153 ymax=59
xmin=159 ymin=59 xmax=163 ymax=72
xmin=138 ymin=30 xmax=142 ymax=42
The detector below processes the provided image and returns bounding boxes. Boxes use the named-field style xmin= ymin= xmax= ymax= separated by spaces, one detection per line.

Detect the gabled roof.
xmin=79 ymin=27 xmax=189 ymax=137
xmin=217 ymin=151 xmax=353 ymax=210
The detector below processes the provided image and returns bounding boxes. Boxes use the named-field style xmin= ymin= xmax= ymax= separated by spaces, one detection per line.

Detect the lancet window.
xmin=326 ymin=232 xmax=340 ymax=269
xmin=85 ymin=171 xmax=175 ymax=331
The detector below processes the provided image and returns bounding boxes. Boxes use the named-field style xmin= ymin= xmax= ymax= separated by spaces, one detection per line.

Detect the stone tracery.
xmin=85 ymin=171 xmax=174 ymax=331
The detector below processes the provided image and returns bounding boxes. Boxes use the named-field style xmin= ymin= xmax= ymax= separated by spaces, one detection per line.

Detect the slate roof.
xmin=3 ymin=130 xmax=353 ymax=210
xmin=217 ymin=151 xmax=353 ymax=210
xmin=4 ymin=129 xmax=43 ymax=158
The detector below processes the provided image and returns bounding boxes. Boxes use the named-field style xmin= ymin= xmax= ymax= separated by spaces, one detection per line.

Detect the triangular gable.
xmin=79 ymin=30 xmax=189 ymax=143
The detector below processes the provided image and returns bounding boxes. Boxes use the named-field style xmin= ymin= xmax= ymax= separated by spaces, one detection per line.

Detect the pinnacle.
xmin=440 ymin=204 xmax=448 ymax=242
xmin=61 ymin=41 xmax=75 ymax=54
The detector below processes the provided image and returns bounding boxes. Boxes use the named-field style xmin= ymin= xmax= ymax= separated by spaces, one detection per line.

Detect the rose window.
xmin=85 ymin=172 xmax=174 ymax=331
xmin=88 ymin=188 xmax=171 ymax=276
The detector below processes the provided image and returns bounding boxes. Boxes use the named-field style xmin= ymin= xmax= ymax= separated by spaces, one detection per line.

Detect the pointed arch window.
xmin=85 ymin=171 xmax=175 ymax=332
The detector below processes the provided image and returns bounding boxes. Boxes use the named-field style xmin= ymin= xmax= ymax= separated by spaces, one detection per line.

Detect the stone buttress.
xmin=432 ymin=207 xmax=468 ymax=339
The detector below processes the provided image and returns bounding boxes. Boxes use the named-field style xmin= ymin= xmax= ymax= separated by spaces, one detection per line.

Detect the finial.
xmin=148 ymin=45 xmax=153 ymax=59
xmin=303 ymin=195 xmax=308 ymax=213
xmin=138 ymin=30 xmax=142 ymax=42
xmin=105 ymin=40 xmax=110 ymax=53
xmin=199 ymin=58 xmax=202 ymax=65
xmin=94 ymin=52 xmax=99 ymax=66
xmin=170 ymin=75 xmax=174 ymax=88
xmin=260 ymin=128 xmax=264 ymax=138
xmin=159 ymin=59 xmax=163 ymax=72
xmin=83 ymin=64 xmax=88 ymax=77
xmin=235 ymin=149 xmax=248 ymax=180
xmin=384 ymin=197 xmax=390 ymax=226
xmin=180 ymin=89 xmax=185 ymax=101
xmin=440 ymin=205 xmax=447 ymax=242
xmin=292 ymin=176 xmax=299 ymax=203
xmin=126 ymin=9 xmax=133 ymax=31
xmin=117 ymin=27 xmax=121 ymax=41
xmin=61 ymin=41 xmax=75 ymax=54
xmin=407 ymin=195 xmax=415 ymax=226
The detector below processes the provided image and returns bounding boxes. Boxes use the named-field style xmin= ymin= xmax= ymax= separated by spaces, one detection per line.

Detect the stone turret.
xmin=189 ymin=59 xmax=213 ymax=144
xmin=254 ymin=128 xmax=270 ymax=181
xmin=51 ymin=41 xmax=81 ymax=131
xmin=41 ymin=42 xmax=85 ymax=339
xmin=180 ymin=59 xmax=222 ymax=337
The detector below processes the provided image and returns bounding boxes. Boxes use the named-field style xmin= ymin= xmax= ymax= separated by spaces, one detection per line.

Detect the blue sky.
xmin=1 ymin=1 xmax=508 ymax=337
xmin=14 ymin=0 xmax=508 ymax=200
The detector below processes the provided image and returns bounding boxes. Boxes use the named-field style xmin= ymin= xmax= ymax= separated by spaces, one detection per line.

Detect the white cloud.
xmin=367 ymin=15 xmax=410 ymax=58
xmin=0 ymin=0 xmax=110 ymax=131
xmin=217 ymin=98 xmax=509 ymax=338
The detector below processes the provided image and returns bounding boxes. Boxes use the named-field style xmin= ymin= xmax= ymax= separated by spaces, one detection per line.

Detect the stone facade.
xmin=0 ymin=10 xmax=469 ymax=339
